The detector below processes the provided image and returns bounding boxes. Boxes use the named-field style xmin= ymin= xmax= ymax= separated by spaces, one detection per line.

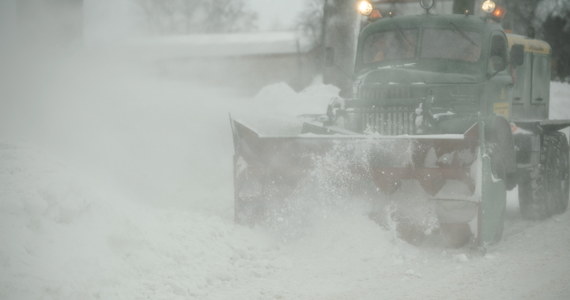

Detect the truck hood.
xmin=357 ymin=66 xmax=482 ymax=85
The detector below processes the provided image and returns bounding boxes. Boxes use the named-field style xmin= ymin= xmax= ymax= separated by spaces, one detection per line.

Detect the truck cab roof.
xmin=360 ymin=14 xmax=502 ymax=37
xmin=507 ymin=34 xmax=551 ymax=55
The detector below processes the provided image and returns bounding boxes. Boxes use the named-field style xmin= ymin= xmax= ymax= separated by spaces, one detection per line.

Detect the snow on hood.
xmin=254 ymin=82 xmax=338 ymax=115
xmin=231 ymin=81 xmax=339 ymax=136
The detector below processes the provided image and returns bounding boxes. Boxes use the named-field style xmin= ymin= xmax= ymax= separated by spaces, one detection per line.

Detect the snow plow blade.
xmin=231 ymin=115 xmax=506 ymax=246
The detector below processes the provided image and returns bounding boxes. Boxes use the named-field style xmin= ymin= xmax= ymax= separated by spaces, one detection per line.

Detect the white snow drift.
xmin=1 ymin=49 xmax=570 ymax=299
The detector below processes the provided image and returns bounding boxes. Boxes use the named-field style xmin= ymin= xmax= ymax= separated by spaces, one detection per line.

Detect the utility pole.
xmin=322 ymin=0 xmax=359 ymax=96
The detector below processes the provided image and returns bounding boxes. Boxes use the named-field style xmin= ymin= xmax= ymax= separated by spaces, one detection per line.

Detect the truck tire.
xmin=551 ymin=132 xmax=569 ymax=214
xmin=518 ymin=132 xmax=570 ymax=220
xmin=485 ymin=116 xmax=517 ymax=190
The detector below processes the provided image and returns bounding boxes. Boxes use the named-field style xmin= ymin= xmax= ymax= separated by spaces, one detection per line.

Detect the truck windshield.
xmin=421 ymin=27 xmax=482 ymax=62
xmin=362 ymin=29 xmax=418 ymax=64
xmin=360 ymin=26 xmax=483 ymax=69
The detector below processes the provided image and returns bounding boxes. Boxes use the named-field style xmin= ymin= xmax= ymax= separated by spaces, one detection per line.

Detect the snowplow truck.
xmin=230 ymin=1 xmax=570 ymax=246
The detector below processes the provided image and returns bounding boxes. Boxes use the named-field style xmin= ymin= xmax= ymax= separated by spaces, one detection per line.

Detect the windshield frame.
xmin=356 ymin=22 xmax=486 ymax=75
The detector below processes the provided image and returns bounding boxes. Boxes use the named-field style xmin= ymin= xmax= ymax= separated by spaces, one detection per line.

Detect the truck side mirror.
xmin=510 ymin=44 xmax=524 ymax=66
xmin=325 ymin=47 xmax=335 ymax=66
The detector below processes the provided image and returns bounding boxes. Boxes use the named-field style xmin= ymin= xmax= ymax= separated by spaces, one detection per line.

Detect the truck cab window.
xmin=489 ymin=34 xmax=508 ymax=72
xmin=362 ymin=29 xmax=418 ymax=64
xmin=421 ymin=28 xmax=482 ymax=62
xmin=490 ymin=35 xmax=507 ymax=59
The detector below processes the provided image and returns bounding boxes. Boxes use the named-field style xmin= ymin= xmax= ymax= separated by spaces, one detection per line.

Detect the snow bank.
xmin=0 ymin=138 xmax=411 ymax=300
xmin=549 ymin=82 xmax=570 ymax=120
xmin=251 ymin=81 xmax=339 ymax=117
xmin=2 ymin=47 xmax=570 ymax=299
xmin=0 ymin=143 xmax=283 ymax=299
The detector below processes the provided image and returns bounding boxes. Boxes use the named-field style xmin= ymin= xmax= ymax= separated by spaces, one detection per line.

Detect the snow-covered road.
xmin=1 ymin=51 xmax=570 ymax=299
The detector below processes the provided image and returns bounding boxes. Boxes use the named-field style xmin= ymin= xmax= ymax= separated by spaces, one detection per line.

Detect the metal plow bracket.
xmin=477 ymin=154 xmax=507 ymax=246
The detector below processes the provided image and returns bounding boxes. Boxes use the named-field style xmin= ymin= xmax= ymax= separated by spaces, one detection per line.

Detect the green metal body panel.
xmin=508 ymin=34 xmax=552 ymax=122
xmin=478 ymin=120 xmax=507 ymax=245
xmin=479 ymin=155 xmax=507 ymax=245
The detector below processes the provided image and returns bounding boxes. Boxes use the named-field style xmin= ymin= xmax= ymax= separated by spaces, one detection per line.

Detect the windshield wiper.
xmin=448 ymin=21 xmax=478 ymax=46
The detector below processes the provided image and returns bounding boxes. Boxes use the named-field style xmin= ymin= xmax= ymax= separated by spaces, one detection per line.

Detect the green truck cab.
xmin=344 ymin=14 xmax=512 ymax=136
xmin=325 ymin=2 xmax=570 ymax=242
xmin=333 ymin=5 xmax=569 ymax=224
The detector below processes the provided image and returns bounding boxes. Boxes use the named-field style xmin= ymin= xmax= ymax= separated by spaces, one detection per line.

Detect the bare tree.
xmin=136 ymin=0 xmax=257 ymax=35
xmin=536 ymin=0 xmax=570 ymax=80
xmin=297 ymin=0 xmax=325 ymax=49
xmin=198 ymin=0 xmax=257 ymax=33
xmin=503 ymin=0 xmax=542 ymax=36
xmin=295 ymin=0 xmax=358 ymax=94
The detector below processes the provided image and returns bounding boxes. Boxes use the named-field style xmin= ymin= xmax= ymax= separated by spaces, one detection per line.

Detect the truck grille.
xmin=360 ymin=85 xmax=412 ymax=100
xmin=362 ymin=106 xmax=416 ymax=135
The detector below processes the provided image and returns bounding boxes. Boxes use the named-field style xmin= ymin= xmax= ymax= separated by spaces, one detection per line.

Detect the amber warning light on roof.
xmin=491 ymin=6 xmax=506 ymax=20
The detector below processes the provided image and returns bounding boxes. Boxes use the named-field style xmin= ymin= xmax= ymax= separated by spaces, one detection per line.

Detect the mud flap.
xmin=477 ymin=141 xmax=507 ymax=246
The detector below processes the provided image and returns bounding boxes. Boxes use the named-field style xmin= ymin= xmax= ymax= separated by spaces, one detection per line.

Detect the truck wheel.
xmin=485 ymin=116 xmax=517 ymax=190
xmin=518 ymin=132 xmax=570 ymax=219
xmin=551 ymin=132 xmax=569 ymax=214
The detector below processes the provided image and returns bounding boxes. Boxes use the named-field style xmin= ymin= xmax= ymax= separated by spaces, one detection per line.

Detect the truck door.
xmin=511 ymin=47 xmax=550 ymax=121
xmin=530 ymin=53 xmax=550 ymax=119
xmin=511 ymin=48 xmax=530 ymax=120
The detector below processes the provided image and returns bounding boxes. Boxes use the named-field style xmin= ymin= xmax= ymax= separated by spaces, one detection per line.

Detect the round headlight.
xmin=357 ymin=0 xmax=374 ymax=16
xmin=481 ymin=0 xmax=496 ymax=13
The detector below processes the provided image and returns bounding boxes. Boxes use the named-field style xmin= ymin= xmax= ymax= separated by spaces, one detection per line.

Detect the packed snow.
xmin=2 ymin=47 xmax=570 ymax=300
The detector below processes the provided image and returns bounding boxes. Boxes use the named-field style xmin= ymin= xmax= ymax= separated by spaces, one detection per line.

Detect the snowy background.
xmin=2 ymin=45 xmax=570 ymax=300
xmin=83 ymin=0 xmax=307 ymax=44
xmin=1 ymin=1 xmax=570 ymax=299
